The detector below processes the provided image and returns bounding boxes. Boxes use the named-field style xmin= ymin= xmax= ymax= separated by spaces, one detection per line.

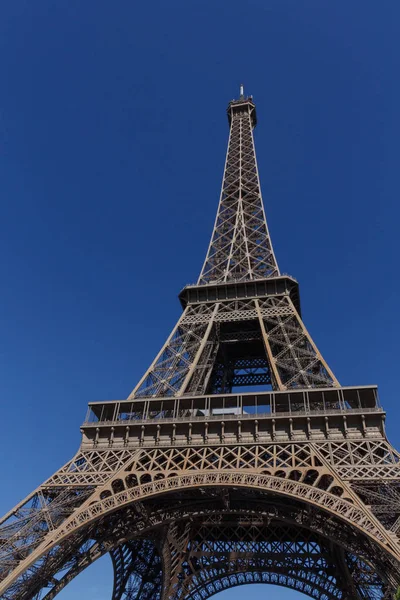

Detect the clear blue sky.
xmin=0 ymin=1 xmax=399 ymax=598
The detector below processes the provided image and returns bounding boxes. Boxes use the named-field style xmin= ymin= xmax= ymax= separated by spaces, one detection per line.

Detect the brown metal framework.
xmin=1 ymin=89 xmax=400 ymax=600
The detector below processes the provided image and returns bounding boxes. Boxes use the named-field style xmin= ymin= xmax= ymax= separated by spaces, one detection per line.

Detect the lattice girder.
xmin=1 ymin=486 xmax=398 ymax=600
xmin=111 ymin=539 xmax=162 ymax=600
xmin=168 ymin=519 xmax=371 ymax=600
xmin=128 ymin=294 xmax=338 ymax=399
xmin=199 ymin=97 xmax=279 ymax=284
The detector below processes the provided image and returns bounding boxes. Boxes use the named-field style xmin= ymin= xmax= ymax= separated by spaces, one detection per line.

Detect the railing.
xmin=81 ymin=405 xmax=384 ymax=428
xmin=182 ymin=273 xmax=298 ymax=288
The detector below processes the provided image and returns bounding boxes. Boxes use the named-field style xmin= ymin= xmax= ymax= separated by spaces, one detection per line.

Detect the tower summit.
xmin=1 ymin=91 xmax=400 ymax=600
xmin=200 ymin=86 xmax=267 ymax=284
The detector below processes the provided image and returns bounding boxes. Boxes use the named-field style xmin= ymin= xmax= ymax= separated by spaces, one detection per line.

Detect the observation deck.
xmin=227 ymin=92 xmax=257 ymax=127
xmin=81 ymin=385 xmax=384 ymax=450
xmin=179 ymin=275 xmax=301 ymax=314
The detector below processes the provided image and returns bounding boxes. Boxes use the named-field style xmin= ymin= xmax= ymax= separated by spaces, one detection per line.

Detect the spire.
xmin=198 ymin=92 xmax=279 ymax=284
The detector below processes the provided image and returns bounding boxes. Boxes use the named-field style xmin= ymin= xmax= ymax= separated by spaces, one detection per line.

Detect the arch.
xmin=52 ymin=471 xmax=400 ymax=556
xmin=288 ymin=469 xmax=302 ymax=481
xmin=100 ymin=489 xmax=112 ymax=500
xmin=181 ymin=570 xmax=340 ymax=600
xmin=303 ymin=469 xmax=319 ymax=485
xmin=7 ymin=496 xmax=395 ymax=600
xmin=39 ymin=536 xmax=340 ymax=600
xmin=111 ymin=479 xmax=125 ymax=494
xmin=317 ymin=474 xmax=334 ymax=491
xmin=39 ymin=507 xmax=386 ymax=600
xmin=126 ymin=474 xmax=139 ymax=488
xmin=140 ymin=473 xmax=152 ymax=485
xmin=1 ymin=471 xmax=399 ymax=597
xmin=176 ymin=519 xmax=349 ymax=599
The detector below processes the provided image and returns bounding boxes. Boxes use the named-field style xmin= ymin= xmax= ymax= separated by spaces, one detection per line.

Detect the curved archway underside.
xmin=4 ymin=486 xmax=397 ymax=600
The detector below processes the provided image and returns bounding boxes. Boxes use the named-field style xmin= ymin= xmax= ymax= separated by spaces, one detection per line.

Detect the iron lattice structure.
xmin=1 ymin=90 xmax=400 ymax=600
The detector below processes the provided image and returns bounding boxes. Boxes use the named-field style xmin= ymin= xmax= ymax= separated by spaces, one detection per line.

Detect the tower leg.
xmin=111 ymin=539 xmax=163 ymax=600
xmin=160 ymin=522 xmax=192 ymax=600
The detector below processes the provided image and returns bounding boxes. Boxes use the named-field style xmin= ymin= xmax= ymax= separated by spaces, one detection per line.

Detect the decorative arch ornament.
xmin=1 ymin=472 xmax=399 ymax=599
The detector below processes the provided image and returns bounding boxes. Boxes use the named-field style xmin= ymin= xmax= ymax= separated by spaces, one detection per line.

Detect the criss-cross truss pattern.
xmin=170 ymin=519 xmax=383 ymax=600
xmin=111 ymin=539 xmax=162 ymax=600
xmin=1 ymin=89 xmax=400 ymax=600
xmin=130 ymin=295 xmax=338 ymax=398
xmin=198 ymin=95 xmax=279 ymax=284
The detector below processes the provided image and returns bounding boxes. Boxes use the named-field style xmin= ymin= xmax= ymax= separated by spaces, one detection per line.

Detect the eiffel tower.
xmin=1 ymin=87 xmax=400 ymax=600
